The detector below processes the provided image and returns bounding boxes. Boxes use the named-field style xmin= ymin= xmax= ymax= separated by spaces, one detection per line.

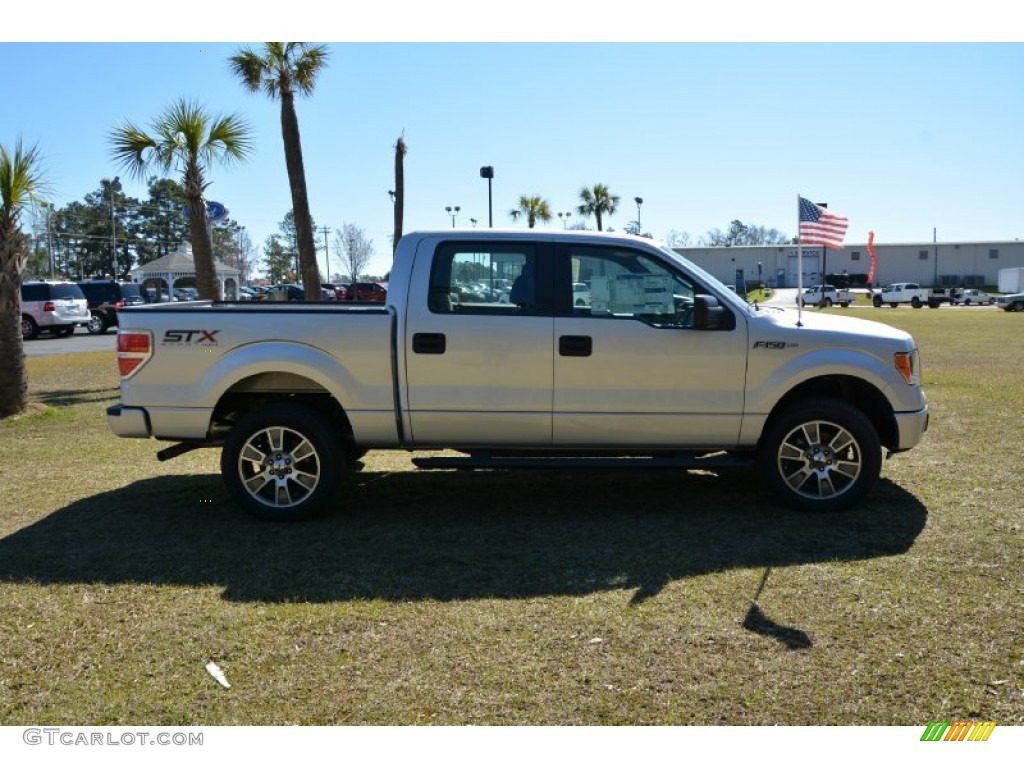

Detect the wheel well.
xmin=764 ymin=375 xmax=898 ymax=450
xmin=210 ymin=373 xmax=355 ymax=448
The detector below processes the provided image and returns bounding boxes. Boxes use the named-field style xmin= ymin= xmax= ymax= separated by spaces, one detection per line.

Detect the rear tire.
xmin=22 ymin=315 xmax=39 ymax=340
xmin=758 ymin=397 xmax=882 ymax=513
xmin=221 ymin=403 xmax=344 ymax=522
xmin=87 ymin=312 xmax=108 ymax=334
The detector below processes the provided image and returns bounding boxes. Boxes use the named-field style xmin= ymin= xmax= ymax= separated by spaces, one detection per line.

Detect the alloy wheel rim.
xmin=237 ymin=425 xmax=321 ymax=508
xmin=776 ymin=419 xmax=862 ymax=500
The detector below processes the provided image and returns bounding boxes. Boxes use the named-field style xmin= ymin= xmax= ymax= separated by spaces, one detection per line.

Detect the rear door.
xmin=402 ymin=239 xmax=555 ymax=446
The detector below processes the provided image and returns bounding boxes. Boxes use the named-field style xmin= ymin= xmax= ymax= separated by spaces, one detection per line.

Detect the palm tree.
xmin=110 ymin=99 xmax=252 ymax=300
xmin=509 ymin=195 xmax=553 ymax=229
xmin=577 ymin=183 xmax=620 ymax=231
xmin=229 ymin=43 xmax=329 ymax=300
xmin=0 ymin=139 xmax=46 ymax=418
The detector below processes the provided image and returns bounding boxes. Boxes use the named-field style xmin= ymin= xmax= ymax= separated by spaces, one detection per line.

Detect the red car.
xmin=341 ymin=282 xmax=387 ymax=302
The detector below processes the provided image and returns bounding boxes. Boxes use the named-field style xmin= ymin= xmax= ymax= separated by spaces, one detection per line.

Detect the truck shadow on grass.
xmin=0 ymin=467 xmax=927 ymax=606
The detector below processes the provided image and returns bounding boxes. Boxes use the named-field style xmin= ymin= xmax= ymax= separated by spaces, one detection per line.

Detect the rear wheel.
xmin=758 ymin=397 xmax=882 ymax=513
xmin=910 ymin=296 xmax=922 ymax=308
xmin=86 ymin=313 xmax=108 ymax=334
xmin=21 ymin=315 xmax=39 ymax=340
xmin=221 ymin=403 xmax=345 ymax=522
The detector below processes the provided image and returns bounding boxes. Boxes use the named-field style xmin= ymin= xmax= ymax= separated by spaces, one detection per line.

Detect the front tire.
xmin=221 ymin=403 xmax=344 ymax=522
xmin=758 ymin=397 xmax=882 ymax=513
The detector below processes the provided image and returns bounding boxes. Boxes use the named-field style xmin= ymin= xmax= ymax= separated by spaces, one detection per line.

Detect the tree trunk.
xmin=280 ymin=93 xmax=320 ymax=300
xmin=393 ymin=136 xmax=406 ymax=257
xmin=0 ymin=234 xmax=28 ymax=417
xmin=183 ymin=165 xmax=219 ymax=300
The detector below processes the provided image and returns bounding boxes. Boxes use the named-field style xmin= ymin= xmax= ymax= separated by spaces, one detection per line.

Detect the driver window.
xmin=567 ymin=247 xmax=697 ymax=328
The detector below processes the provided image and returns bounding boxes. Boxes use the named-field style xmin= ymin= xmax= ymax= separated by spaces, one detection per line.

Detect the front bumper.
xmin=894 ymin=405 xmax=929 ymax=452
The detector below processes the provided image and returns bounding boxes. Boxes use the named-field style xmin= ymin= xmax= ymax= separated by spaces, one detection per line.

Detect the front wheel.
xmin=758 ymin=397 xmax=882 ymax=513
xmin=221 ymin=403 xmax=345 ymax=521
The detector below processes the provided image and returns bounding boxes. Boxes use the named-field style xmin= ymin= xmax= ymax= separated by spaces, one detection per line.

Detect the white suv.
xmin=21 ymin=281 xmax=91 ymax=340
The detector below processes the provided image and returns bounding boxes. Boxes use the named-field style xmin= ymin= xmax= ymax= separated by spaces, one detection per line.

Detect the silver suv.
xmin=21 ymin=281 xmax=91 ymax=340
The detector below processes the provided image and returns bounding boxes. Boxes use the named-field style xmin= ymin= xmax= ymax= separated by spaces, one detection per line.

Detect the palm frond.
xmin=0 ymin=139 xmax=47 ymax=227
xmin=228 ymin=47 xmax=268 ymax=94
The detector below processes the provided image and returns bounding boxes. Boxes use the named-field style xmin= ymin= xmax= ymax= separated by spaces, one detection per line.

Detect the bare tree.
xmin=392 ymin=135 xmax=406 ymax=257
xmin=335 ymin=223 xmax=374 ymax=284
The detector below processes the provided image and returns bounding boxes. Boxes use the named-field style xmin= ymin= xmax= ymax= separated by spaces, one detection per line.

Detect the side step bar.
xmin=411 ymin=451 xmax=753 ymax=471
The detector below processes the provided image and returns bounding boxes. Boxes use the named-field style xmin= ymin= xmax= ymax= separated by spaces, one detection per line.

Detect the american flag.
xmin=799 ymin=197 xmax=849 ymax=250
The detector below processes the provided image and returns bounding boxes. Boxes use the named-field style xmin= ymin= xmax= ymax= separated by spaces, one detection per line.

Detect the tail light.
xmin=117 ymin=331 xmax=152 ymax=378
xmin=43 ymin=301 xmax=56 ymax=312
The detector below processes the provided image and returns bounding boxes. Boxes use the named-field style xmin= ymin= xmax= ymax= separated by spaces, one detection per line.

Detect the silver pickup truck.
xmin=108 ymin=230 xmax=929 ymax=521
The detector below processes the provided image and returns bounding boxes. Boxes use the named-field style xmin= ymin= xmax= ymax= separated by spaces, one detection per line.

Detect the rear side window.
xmin=22 ymin=284 xmax=47 ymax=302
xmin=428 ymin=241 xmax=542 ymax=315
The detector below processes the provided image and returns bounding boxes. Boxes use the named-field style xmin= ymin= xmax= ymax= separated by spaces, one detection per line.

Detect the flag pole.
xmin=796 ymin=194 xmax=803 ymax=327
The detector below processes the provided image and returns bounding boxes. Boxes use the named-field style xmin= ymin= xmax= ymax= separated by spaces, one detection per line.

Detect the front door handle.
xmin=558 ymin=335 xmax=592 ymax=357
xmin=413 ymin=333 xmax=446 ymax=354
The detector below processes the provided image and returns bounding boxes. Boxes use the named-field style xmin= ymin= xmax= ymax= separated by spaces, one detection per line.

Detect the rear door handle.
xmin=558 ymin=335 xmax=592 ymax=357
xmin=412 ymin=332 xmax=446 ymax=354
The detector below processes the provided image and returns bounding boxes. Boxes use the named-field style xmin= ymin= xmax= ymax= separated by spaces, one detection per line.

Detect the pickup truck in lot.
xmin=872 ymin=282 xmax=948 ymax=308
xmin=108 ymin=230 xmax=929 ymax=521
xmin=797 ymin=284 xmax=855 ymax=308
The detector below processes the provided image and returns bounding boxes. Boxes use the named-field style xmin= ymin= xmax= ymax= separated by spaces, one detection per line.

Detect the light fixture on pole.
xmin=479 ymin=166 xmax=494 ymax=227
xmin=388 ymin=190 xmax=396 ymax=203
xmin=558 ymin=211 xmax=572 ymax=229
xmin=470 ymin=218 xmax=478 ymax=228
xmin=634 ymin=196 xmax=643 ymax=235
xmin=445 ymin=205 xmax=461 ymax=228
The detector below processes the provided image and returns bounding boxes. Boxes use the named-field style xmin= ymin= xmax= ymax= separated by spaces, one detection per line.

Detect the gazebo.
xmin=129 ymin=242 xmax=241 ymax=300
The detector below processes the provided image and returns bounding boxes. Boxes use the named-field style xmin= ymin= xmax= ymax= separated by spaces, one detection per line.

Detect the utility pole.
xmin=320 ymin=226 xmax=331 ymax=282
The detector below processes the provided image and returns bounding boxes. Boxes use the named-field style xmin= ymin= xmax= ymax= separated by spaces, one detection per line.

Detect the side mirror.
xmin=693 ymin=294 xmax=732 ymax=330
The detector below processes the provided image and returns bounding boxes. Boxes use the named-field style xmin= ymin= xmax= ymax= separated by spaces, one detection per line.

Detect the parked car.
xmin=953 ymin=288 xmax=996 ymax=306
xmin=340 ymin=282 xmax=387 ymax=302
xmin=320 ymin=283 xmax=347 ymax=301
xmin=173 ymin=287 xmax=199 ymax=302
xmin=76 ymin=280 xmax=145 ymax=334
xmin=21 ymin=280 xmax=91 ymax=340
xmin=268 ymin=284 xmax=305 ymax=301
xmin=996 ymin=292 xmax=1024 ymax=312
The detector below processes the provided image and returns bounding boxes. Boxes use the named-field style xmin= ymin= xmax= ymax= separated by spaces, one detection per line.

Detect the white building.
xmin=673 ymin=239 xmax=1024 ymax=290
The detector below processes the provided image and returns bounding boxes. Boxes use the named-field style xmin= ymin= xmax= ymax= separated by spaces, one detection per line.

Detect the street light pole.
xmin=445 ymin=205 xmax=461 ymax=228
xmin=479 ymin=166 xmax=494 ymax=227
xmin=634 ymin=196 xmax=643 ymax=235
xmin=104 ymin=177 xmax=119 ymax=274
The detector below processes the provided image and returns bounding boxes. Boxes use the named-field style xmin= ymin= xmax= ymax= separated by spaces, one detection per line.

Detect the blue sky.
xmin=3 ymin=9 xmax=1022 ymax=278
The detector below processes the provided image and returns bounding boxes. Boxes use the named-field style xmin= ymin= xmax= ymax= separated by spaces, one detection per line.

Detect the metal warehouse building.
xmin=673 ymin=240 xmax=1024 ymax=290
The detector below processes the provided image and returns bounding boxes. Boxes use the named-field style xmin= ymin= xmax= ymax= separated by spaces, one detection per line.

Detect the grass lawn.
xmin=1 ymin=309 xmax=1021 ymax=725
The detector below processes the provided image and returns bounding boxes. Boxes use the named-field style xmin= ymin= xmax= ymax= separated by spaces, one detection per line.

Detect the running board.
xmin=411 ymin=451 xmax=753 ymax=471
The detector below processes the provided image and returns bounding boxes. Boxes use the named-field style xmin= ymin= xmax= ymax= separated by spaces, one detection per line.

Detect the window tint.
xmin=429 ymin=242 xmax=538 ymax=315
xmin=22 ymin=284 xmax=46 ymax=302
xmin=50 ymin=283 xmax=85 ymax=300
xmin=562 ymin=246 xmax=700 ymax=328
